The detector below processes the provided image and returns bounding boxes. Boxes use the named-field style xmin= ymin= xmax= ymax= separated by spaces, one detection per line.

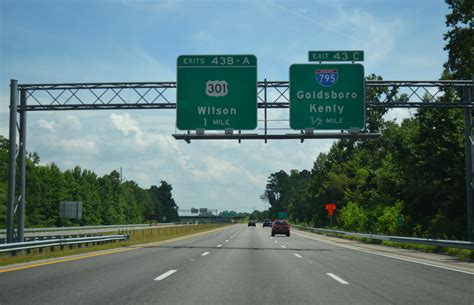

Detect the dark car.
xmin=271 ymin=220 xmax=290 ymax=236
xmin=263 ymin=219 xmax=272 ymax=227
xmin=248 ymin=220 xmax=256 ymax=227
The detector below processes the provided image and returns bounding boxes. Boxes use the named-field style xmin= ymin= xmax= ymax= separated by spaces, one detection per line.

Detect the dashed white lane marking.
xmin=201 ymin=252 xmax=210 ymax=256
xmin=327 ymin=273 xmax=349 ymax=285
xmin=281 ymin=245 xmax=286 ymax=248
xmin=154 ymin=270 xmax=177 ymax=281
xmin=225 ymin=239 xmax=229 ymax=242
xmin=274 ymin=240 xmax=278 ymax=243
xmin=294 ymin=253 xmax=302 ymax=258
xmin=217 ymin=244 xmax=222 ymax=248
xmin=190 ymin=259 xmax=195 ymax=261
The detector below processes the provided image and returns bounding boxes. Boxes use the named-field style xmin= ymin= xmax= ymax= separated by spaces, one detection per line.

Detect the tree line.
xmin=261 ymin=1 xmax=472 ymax=240
xmin=0 ymin=136 xmax=179 ymax=227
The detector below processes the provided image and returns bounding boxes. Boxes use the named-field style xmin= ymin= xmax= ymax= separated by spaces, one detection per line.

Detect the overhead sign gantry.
xmin=5 ymin=50 xmax=474 ymax=243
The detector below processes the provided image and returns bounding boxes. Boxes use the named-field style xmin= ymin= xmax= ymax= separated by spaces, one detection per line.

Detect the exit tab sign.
xmin=309 ymin=50 xmax=364 ymax=62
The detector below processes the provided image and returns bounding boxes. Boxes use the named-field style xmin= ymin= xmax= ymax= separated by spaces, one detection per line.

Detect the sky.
xmin=0 ymin=0 xmax=450 ymax=213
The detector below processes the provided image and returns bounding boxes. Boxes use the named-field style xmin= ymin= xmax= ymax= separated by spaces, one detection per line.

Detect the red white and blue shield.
xmin=316 ymin=69 xmax=338 ymax=87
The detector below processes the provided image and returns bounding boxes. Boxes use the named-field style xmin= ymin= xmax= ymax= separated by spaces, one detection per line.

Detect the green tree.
xmin=339 ymin=202 xmax=368 ymax=232
xmin=149 ymin=181 xmax=179 ymax=222
xmin=443 ymin=0 xmax=473 ymax=80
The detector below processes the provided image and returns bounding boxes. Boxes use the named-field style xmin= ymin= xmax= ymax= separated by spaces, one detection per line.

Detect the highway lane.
xmin=0 ymin=224 xmax=473 ymax=305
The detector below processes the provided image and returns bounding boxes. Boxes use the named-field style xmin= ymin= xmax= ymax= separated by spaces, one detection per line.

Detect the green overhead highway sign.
xmin=289 ymin=63 xmax=365 ymax=130
xmin=176 ymin=55 xmax=257 ymax=130
xmin=309 ymin=50 xmax=364 ymax=62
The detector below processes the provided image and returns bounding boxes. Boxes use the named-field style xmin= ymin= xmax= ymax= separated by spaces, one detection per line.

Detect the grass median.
xmin=0 ymin=223 xmax=232 ymax=267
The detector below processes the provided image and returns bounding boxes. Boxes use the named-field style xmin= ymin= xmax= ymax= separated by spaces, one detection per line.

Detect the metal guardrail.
xmin=0 ymin=222 xmax=184 ymax=234
xmin=0 ymin=233 xmax=102 ymax=244
xmin=0 ymin=235 xmax=129 ymax=254
xmin=1 ymin=224 xmax=146 ymax=234
xmin=292 ymin=225 xmax=474 ymax=250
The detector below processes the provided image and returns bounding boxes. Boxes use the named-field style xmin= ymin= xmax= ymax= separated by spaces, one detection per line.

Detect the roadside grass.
xmin=0 ymin=223 xmax=231 ymax=267
xmin=380 ymin=240 xmax=474 ymax=260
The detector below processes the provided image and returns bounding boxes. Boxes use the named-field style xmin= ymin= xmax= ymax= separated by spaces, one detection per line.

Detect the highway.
xmin=0 ymin=224 xmax=473 ymax=305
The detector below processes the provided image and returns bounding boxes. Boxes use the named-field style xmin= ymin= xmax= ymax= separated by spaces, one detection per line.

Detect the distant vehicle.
xmin=272 ymin=220 xmax=290 ymax=237
xmin=262 ymin=219 xmax=272 ymax=227
xmin=248 ymin=220 xmax=256 ymax=227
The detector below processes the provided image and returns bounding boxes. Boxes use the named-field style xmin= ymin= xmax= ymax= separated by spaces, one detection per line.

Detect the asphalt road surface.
xmin=1 ymin=224 xmax=473 ymax=305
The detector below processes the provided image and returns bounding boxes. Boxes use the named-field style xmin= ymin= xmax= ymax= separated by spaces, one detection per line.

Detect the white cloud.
xmin=190 ymin=156 xmax=266 ymax=188
xmin=109 ymin=112 xmax=191 ymax=168
xmin=56 ymin=138 xmax=99 ymax=155
xmin=38 ymin=119 xmax=57 ymax=131
xmin=110 ymin=113 xmax=140 ymax=136
xmin=57 ymin=114 xmax=82 ymax=131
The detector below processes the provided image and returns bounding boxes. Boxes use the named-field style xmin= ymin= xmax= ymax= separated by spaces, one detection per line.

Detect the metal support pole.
xmin=17 ymin=90 xmax=27 ymax=242
xmin=465 ymin=82 xmax=474 ymax=241
xmin=7 ymin=80 xmax=18 ymax=243
xmin=264 ymin=79 xmax=267 ymax=144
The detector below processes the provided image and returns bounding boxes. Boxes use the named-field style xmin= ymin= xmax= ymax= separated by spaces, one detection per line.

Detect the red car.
xmin=271 ymin=220 xmax=290 ymax=237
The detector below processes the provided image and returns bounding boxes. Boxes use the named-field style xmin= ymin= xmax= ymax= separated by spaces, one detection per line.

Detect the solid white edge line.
xmin=154 ymin=270 xmax=177 ymax=281
xmin=293 ymin=231 xmax=474 ymax=276
xmin=294 ymin=253 xmax=302 ymax=258
xmin=327 ymin=273 xmax=349 ymax=284
xmin=201 ymin=251 xmax=210 ymax=256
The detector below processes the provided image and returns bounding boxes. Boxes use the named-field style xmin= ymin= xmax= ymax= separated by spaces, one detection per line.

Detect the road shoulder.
xmin=293 ymin=229 xmax=474 ymax=275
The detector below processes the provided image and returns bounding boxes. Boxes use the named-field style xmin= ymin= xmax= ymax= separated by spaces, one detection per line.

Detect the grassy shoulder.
xmin=295 ymin=227 xmax=474 ymax=261
xmin=0 ymin=223 xmax=231 ymax=267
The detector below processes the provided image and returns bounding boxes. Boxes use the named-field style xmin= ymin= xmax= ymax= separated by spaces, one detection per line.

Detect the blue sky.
xmin=1 ymin=0 xmax=450 ymax=212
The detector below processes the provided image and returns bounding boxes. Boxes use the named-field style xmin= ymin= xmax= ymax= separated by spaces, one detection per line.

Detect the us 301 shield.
xmin=315 ymin=69 xmax=338 ymax=87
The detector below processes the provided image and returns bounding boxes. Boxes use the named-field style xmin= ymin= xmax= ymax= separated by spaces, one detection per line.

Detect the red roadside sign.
xmin=325 ymin=203 xmax=336 ymax=216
